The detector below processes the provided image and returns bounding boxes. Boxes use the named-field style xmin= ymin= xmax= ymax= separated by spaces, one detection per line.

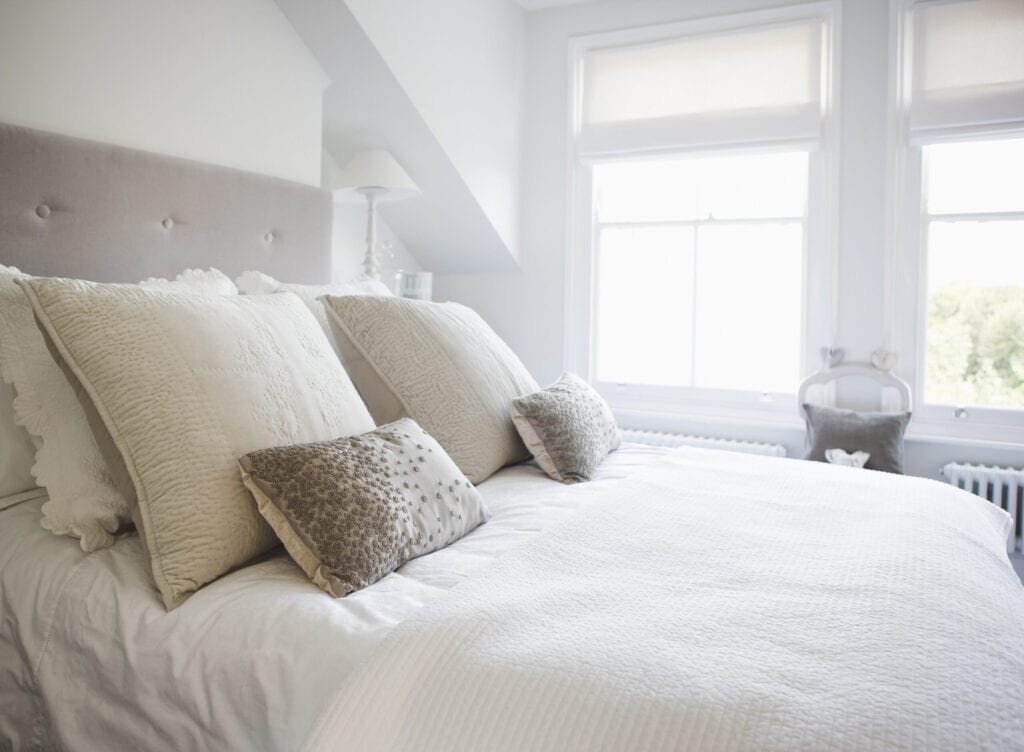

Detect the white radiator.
xmin=622 ymin=429 xmax=787 ymax=458
xmin=942 ymin=462 xmax=1024 ymax=554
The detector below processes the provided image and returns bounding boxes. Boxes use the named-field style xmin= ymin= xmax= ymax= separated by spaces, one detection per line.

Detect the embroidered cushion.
xmin=0 ymin=266 xmax=237 ymax=550
xmin=19 ymin=277 xmax=374 ymax=608
xmin=239 ymin=418 xmax=489 ymax=597
xmin=510 ymin=373 xmax=621 ymax=484
xmin=321 ymin=296 xmax=539 ymax=483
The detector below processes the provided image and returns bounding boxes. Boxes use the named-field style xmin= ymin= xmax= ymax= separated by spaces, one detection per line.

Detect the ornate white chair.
xmin=797 ymin=362 xmax=913 ymax=420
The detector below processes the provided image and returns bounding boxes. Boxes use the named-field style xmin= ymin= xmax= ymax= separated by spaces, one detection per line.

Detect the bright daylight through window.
xmin=922 ymin=137 xmax=1024 ymax=410
xmin=593 ymin=151 xmax=807 ymax=394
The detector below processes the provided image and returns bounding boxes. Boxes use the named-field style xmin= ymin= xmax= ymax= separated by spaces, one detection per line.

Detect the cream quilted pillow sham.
xmin=0 ymin=266 xmax=236 ymax=551
xmin=20 ymin=278 xmax=374 ymax=609
xmin=322 ymin=296 xmax=538 ymax=483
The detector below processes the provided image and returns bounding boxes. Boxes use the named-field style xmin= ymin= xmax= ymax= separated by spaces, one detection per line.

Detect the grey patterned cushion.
xmin=238 ymin=418 xmax=489 ymax=597
xmin=803 ymin=403 xmax=911 ymax=474
xmin=510 ymin=373 xmax=621 ymax=484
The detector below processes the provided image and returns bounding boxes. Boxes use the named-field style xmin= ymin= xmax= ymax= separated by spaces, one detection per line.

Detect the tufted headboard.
xmin=0 ymin=123 xmax=331 ymax=283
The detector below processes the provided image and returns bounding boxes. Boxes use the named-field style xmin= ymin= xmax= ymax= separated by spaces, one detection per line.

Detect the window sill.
xmin=903 ymin=430 xmax=1024 ymax=451
xmin=611 ymin=398 xmax=1023 ymax=453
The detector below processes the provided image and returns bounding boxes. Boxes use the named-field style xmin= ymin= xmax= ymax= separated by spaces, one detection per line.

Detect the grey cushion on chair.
xmin=803 ymin=404 xmax=911 ymax=474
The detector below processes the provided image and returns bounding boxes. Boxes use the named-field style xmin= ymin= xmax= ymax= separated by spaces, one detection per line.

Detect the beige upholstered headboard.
xmin=0 ymin=123 xmax=331 ymax=283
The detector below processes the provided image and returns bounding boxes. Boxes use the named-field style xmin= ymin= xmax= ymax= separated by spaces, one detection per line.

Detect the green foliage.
xmin=927 ymin=282 xmax=1024 ymax=408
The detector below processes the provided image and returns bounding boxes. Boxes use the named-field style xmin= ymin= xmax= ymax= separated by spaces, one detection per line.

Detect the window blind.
xmin=909 ymin=0 xmax=1024 ymax=131
xmin=578 ymin=19 xmax=826 ymax=155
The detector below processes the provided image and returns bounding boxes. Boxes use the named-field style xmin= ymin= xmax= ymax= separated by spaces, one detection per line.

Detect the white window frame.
xmin=888 ymin=0 xmax=1024 ymax=446
xmin=564 ymin=2 xmax=841 ymax=427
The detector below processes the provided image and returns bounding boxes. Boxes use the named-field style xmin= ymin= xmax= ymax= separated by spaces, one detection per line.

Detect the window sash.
xmin=919 ymin=212 xmax=1024 ymax=411
xmin=593 ymin=215 xmax=807 ymax=393
xmin=890 ymin=136 xmax=1024 ymax=443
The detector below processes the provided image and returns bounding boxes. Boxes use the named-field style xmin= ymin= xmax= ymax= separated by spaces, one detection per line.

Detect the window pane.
xmin=698 ymin=151 xmax=808 ymax=219
xmin=595 ymin=226 xmax=694 ymax=386
xmin=925 ymin=220 xmax=1024 ymax=408
xmin=594 ymin=150 xmax=808 ymax=223
xmin=693 ymin=224 xmax=803 ymax=393
xmin=925 ymin=138 xmax=1024 ymax=214
xmin=594 ymin=160 xmax=698 ymax=223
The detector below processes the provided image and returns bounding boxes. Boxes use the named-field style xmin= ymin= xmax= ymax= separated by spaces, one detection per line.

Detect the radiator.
xmin=942 ymin=462 xmax=1024 ymax=554
xmin=621 ymin=429 xmax=787 ymax=458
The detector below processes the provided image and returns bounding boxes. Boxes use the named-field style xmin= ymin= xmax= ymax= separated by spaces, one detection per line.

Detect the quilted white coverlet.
xmin=1 ymin=446 xmax=647 ymax=751
xmin=305 ymin=449 xmax=1024 ymax=752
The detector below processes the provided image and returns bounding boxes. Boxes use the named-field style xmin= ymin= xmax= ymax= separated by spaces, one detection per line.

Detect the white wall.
xmin=0 ymin=0 xmax=328 ymax=186
xmin=345 ymin=0 xmax=526 ymax=259
xmin=436 ymin=0 xmax=1024 ymax=478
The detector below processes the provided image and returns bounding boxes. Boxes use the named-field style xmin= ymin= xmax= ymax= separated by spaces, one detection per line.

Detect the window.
xmin=568 ymin=4 xmax=838 ymax=419
xmin=892 ymin=0 xmax=1024 ymax=440
xmin=593 ymin=151 xmax=807 ymax=394
xmin=921 ymin=138 xmax=1024 ymax=410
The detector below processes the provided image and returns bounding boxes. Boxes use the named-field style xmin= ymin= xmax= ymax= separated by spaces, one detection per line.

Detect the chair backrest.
xmin=797 ymin=363 xmax=912 ymax=419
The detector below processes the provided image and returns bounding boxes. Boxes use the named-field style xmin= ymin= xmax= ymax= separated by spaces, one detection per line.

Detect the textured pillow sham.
xmin=239 ymin=418 xmax=489 ymax=597
xmin=19 ymin=278 xmax=375 ymax=609
xmin=322 ymin=296 xmax=539 ymax=483
xmin=803 ymin=403 xmax=911 ymax=474
xmin=236 ymin=270 xmax=392 ymax=354
xmin=0 ymin=266 xmax=236 ymax=551
xmin=511 ymin=372 xmax=622 ymax=484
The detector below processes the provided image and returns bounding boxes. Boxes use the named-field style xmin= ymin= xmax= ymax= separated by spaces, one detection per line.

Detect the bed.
xmin=1 ymin=124 xmax=1023 ymax=752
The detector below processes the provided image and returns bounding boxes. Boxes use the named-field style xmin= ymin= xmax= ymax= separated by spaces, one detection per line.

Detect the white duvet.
xmin=0 ymin=444 xmax=663 ymax=751
xmin=3 ymin=445 xmax=1023 ymax=752
xmin=305 ymin=449 xmax=1024 ymax=752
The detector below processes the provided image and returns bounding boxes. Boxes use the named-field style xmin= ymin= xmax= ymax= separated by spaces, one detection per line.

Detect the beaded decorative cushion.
xmin=239 ymin=418 xmax=490 ymax=597
xmin=510 ymin=373 xmax=621 ymax=484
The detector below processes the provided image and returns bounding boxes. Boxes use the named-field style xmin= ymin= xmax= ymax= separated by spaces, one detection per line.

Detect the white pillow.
xmin=140 ymin=267 xmax=239 ymax=295
xmin=0 ymin=266 xmax=237 ymax=551
xmin=20 ymin=278 xmax=375 ymax=609
xmin=236 ymin=270 xmax=392 ymax=353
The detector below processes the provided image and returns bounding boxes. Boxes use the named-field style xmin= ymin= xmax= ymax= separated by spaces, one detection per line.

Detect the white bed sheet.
xmin=0 ymin=443 xmax=673 ymax=752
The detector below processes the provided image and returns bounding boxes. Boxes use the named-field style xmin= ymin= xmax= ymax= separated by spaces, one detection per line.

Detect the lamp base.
xmin=359 ymin=187 xmax=388 ymax=280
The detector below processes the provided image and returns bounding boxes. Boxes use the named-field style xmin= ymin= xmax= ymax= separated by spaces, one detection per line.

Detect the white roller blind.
xmin=578 ymin=19 xmax=825 ymax=154
xmin=910 ymin=0 xmax=1024 ymax=130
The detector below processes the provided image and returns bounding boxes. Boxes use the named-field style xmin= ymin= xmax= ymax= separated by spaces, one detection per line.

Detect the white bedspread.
xmin=0 ymin=444 xmax=667 ymax=752
xmin=305 ymin=449 xmax=1024 ymax=752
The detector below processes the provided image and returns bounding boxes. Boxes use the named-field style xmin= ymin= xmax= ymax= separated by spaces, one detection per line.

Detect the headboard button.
xmin=36 ymin=205 xmax=51 ymax=218
xmin=162 ymin=218 xmax=174 ymax=230
xmin=265 ymin=231 xmax=275 ymax=243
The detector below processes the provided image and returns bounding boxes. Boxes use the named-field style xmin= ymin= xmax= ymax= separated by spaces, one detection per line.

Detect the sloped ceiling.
xmin=275 ymin=0 xmax=519 ymax=273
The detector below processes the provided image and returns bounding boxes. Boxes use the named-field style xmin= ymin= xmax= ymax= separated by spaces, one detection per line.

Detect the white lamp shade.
xmin=333 ymin=149 xmax=420 ymax=204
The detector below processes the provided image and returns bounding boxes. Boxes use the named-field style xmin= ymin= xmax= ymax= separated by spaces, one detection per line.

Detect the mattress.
xmin=0 ymin=443 xmax=674 ymax=752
